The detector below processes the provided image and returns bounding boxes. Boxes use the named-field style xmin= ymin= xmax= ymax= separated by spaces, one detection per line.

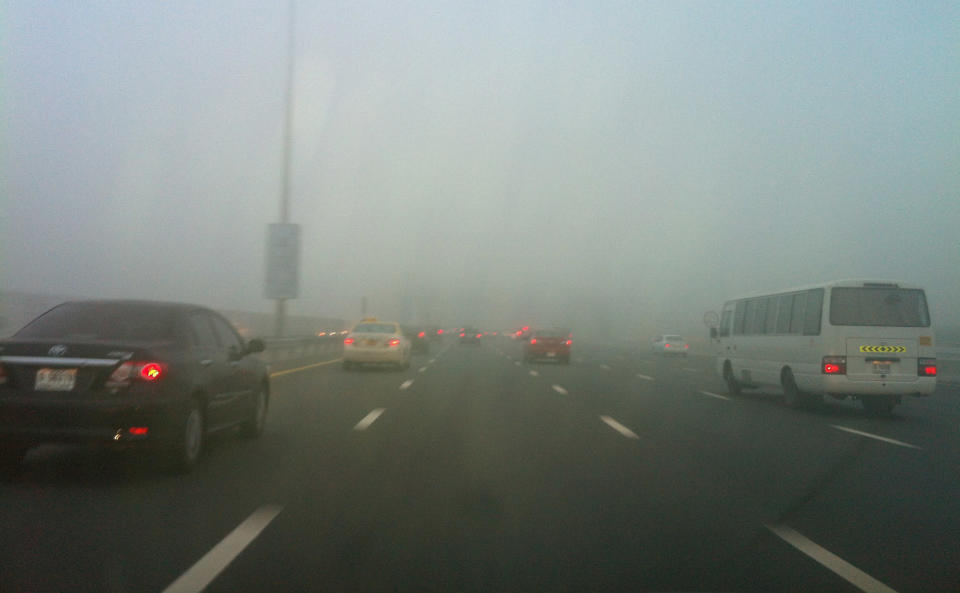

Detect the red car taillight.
xmin=106 ymin=361 xmax=167 ymax=388
xmin=664 ymin=343 xmax=671 ymax=348
xmin=566 ymin=340 xmax=572 ymax=346
xmin=476 ymin=333 xmax=482 ymax=339
xmin=918 ymin=358 xmax=937 ymax=376
xmin=388 ymin=338 xmax=400 ymax=347
xmin=822 ymin=356 xmax=846 ymax=375
xmin=344 ymin=337 xmax=355 ymax=345
xmin=530 ymin=338 xmax=537 ymax=345
xmin=684 ymin=344 xmax=689 ymax=349
xmin=418 ymin=331 xmax=425 ymax=338
xmin=460 ymin=333 xmax=466 ymax=337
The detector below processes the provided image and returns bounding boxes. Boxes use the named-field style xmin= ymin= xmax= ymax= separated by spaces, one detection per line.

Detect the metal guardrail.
xmin=261 ymin=335 xmax=343 ymax=364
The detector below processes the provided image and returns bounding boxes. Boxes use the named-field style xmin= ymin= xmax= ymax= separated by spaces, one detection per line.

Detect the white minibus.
xmin=711 ymin=280 xmax=936 ymax=414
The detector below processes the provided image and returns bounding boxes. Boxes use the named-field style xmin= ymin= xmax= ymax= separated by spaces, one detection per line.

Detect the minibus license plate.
xmin=871 ymin=362 xmax=891 ymax=374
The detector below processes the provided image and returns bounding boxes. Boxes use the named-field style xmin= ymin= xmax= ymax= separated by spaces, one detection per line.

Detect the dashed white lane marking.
xmin=635 ymin=373 xmax=654 ymax=381
xmin=418 ymin=366 xmax=428 ymax=373
xmin=399 ymin=379 xmax=414 ymax=390
xmin=700 ymin=390 xmax=731 ymax=401
xmin=514 ymin=361 xmax=521 ymax=366
xmin=353 ymin=408 xmax=386 ymax=431
xmin=529 ymin=370 xmax=539 ymax=377
xmin=599 ymin=415 xmax=639 ymax=440
xmin=161 ymin=505 xmax=283 ymax=593
xmin=766 ymin=524 xmax=900 ymax=593
xmin=830 ymin=425 xmax=921 ymax=450
xmin=552 ymin=385 xmax=568 ymax=395
xmin=600 ymin=364 xmax=611 ymax=370
xmin=429 ymin=358 xmax=436 ymax=364
xmin=682 ymin=367 xmax=699 ymax=373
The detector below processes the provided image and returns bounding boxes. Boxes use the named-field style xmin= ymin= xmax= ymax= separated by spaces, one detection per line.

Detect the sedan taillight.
xmin=530 ymin=338 xmax=537 ymax=345
xmin=107 ymin=361 xmax=167 ymax=388
xmin=388 ymin=338 xmax=400 ymax=347
xmin=344 ymin=337 xmax=355 ymax=345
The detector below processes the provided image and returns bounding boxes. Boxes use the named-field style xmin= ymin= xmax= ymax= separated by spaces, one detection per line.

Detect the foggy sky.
xmin=3 ymin=1 xmax=959 ymax=337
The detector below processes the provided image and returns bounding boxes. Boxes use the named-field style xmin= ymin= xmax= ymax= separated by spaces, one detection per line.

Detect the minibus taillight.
xmin=918 ymin=359 xmax=937 ymax=377
xmin=822 ymin=356 xmax=846 ymax=375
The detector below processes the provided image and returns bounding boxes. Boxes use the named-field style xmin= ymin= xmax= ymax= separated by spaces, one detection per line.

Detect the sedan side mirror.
xmin=247 ymin=338 xmax=266 ymax=354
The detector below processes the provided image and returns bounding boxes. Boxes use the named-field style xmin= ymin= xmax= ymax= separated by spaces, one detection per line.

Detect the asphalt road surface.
xmin=1 ymin=339 xmax=958 ymax=593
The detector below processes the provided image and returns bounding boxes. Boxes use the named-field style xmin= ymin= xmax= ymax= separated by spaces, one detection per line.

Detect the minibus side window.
xmin=803 ymin=289 xmax=824 ymax=335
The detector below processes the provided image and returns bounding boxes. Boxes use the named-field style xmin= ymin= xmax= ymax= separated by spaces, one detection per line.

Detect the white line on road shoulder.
xmin=766 ymin=524 xmax=900 ymax=593
xmin=830 ymin=425 xmax=921 ymax=450
xmin=699 ymin=390 xmax=731 ymax=401
xmin=635 ymin=373 xmax=654 ymax=381
xmin=600 ymin=364 xmax=611 ymax=370
xmin=429 ymin=359 xmax=436 ymax=364
xmin=599 ymin=415 xmax=639 ymax=440
xmin=161 ymin=505 xmax=283 ymax=593
xmin=552 ymin=385 xmax=568 ymax=395
xmin=529 ymin=370 xmax=539 ymax=377
xmin=399 ymin=379 xmax=414 ymax=390
xmin=354 ymin=408 xmax=386 ymax=431
xmin=418 ymin=366 xmax=428 ymax=373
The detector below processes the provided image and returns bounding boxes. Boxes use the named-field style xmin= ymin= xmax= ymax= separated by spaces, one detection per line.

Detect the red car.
xmin=523 ymin=329 xmax=572 ymax=364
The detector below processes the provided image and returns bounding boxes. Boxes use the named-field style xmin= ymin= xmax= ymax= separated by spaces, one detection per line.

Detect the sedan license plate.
xmin=546 ymin=352 xmax=556 ymax=357
xmin=871 ymin=363 xmax=891 ymax=375
xmin=35 ymin=368 xmax=77 ymax=391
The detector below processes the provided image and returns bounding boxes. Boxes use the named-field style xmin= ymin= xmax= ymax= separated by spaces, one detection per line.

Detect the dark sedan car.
xmin=459 ymin=327 xmax=483 ymax=345
xmin=523 ymin=328 xmax=572 ymax=364
xmin=402 ymin=326 xmax=430 ymax=354
xmin=0 ymin=300 xmax=270 ymax=472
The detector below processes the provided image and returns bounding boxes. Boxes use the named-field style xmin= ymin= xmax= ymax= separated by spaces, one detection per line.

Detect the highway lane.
xmin=0 ymin=338 xmax=957 ymax=592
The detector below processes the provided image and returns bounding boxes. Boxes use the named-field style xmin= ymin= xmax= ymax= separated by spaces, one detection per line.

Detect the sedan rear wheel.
xmin=164 ymin=401 xmax=203 ymax=473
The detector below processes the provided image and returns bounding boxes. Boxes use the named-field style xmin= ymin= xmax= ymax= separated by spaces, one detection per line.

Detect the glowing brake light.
xmin=565 ymin=339 xmax=572 ymax=346
xmin=664 ymin=343 xmax=671 ymax=348
xmin=822 ymin=356 xmax=846 ymax=375
xmin=128 ymin=427 xmax=148 ymax=436
xmin=344 ymin=337 xmax=355 ymax=345
xmin=918 ymin=358 xmax=937 ymax=376
xmin=530 ymin=338 xmax=537 ymax=345
xmin=388 ymin=338 xmax=400 ymax=347
xmin=684 ymin=344 xmax=689 ymax=349
xmin=140 ymin=363 xmax=163 ymax=381
xmin=437 ymin=329 xmax=444 ymax=335
xmin=418 ymin=331 xmax=425 ymax=338
xmin=476 ymin=333 xmax=482 ymax=338
xmin=107 ymin=361 xmax=167 ymax=388
xmin=460 ymin=332 xmax=466 ymax=337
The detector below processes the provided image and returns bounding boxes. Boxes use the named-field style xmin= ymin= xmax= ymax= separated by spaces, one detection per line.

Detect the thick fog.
xmin=3 ymin=2 xmax=958 ymax=337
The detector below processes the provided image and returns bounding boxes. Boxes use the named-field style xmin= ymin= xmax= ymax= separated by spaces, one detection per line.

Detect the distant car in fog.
xmin=523 ymin=328 xmax=572 ymax=364
xmin=402 ymin=326 xmax=430 ymax=354
xmin=459 ymin=327 xmax=483 ymax=345
xmin=0 ymin=300 xmax=270 ymax=472
xmin=343 ymin=319 xmax=411 ymax=370
xmin=426 ymin=326 xmax=445 ymax=341
xmin=651 ymin=335 xmax=689 ymax=356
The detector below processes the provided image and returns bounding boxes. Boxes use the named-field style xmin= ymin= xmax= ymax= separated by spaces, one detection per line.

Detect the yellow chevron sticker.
xmin=859 ymin=345 xmax=907 ymax=353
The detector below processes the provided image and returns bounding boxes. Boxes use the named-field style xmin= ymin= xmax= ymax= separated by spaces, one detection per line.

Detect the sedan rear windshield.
xmin=353 ymin=323 xmax=397 ymax=333
xmin=15 ymin=303 xmax=178 ymax=341
xmin=829 ymin=287 xmax=930 ymax=327
xmin=533 ymin=329 xmax=569 ymax=338
xmin=663 ymin=335 xmax=683 ymax=341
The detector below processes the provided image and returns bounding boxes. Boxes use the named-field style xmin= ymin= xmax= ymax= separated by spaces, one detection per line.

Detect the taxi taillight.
xmin=918 ymin=358 xmax=937 ymax=376
xmin=344 ymin=337 xmax=355 ymax=345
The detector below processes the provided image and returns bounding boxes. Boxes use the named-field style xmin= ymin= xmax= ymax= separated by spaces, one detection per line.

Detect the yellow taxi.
xmin=342 ymin=318 xmax=411 ymax=371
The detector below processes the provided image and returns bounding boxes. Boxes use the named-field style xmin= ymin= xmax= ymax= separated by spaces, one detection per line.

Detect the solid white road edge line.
xmin=635 ymin=373 xmax=654 ymax=381
xmin=418 ymin=366 xmax=428 ymax=373
xmin=354 ymin=408 xmax=386 ymax=431
xmin=599 ymin=416 xmax=640 ymax=440
xmin=529 ymin=370 xmax=539 ymax=377
xmin=161 ymin=505 xmax=283 ymax=593
xmin=830 ymin=425 xmax=921 ymax=450
xmin=700 ymin=390 xmax=731 ymax=401
xmin=766 ymin=524 xmax=900 ymax=593
xmin=552 ymin=385 xmax=568 ymax=395
xmin=399 ymin=379 xmax=414 ymax=390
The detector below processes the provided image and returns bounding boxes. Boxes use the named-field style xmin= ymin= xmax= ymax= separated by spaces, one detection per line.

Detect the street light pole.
xmin=274 ymin=0 xmax=296 ymax=338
